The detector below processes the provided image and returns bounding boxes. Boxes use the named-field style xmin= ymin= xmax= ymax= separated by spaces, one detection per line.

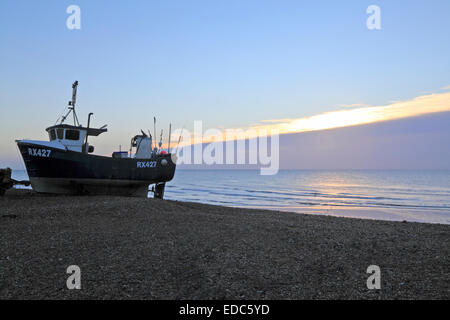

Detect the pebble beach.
xmin=0 ymin=189 xmax=449 ymax=299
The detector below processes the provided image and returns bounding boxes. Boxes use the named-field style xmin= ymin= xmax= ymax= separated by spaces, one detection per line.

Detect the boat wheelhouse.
xmin=45 ymin=124 xmax=106 ymax=153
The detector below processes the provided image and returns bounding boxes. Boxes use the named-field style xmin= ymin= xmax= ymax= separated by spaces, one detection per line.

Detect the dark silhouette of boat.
xmin=16 ymin=81 xmax=176 ymax=198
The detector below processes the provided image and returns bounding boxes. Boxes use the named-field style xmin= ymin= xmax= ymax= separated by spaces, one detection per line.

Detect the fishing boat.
xmin=16 ymin=81 xmax=176 ymax=198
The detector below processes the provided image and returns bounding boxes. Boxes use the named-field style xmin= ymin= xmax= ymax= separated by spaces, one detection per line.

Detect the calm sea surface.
xmin=12 ymin=169 xmax=450 ymax=224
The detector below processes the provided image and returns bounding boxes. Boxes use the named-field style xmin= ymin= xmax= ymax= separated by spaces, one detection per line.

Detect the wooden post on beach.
xmin=0 ymin=168 xmax=13 ymax=196
xmin=0 ymin=168 xmax=31 ymax=196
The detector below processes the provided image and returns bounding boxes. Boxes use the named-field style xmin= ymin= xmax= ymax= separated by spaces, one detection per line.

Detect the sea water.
xmin=11 ymin=169 xmax=450 ymax=224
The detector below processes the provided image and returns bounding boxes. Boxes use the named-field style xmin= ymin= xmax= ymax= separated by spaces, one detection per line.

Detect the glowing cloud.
xmin=249 ymin=91 xmax=450 ymax=135
xmin=171 ymin=90 xmax=450 ymax=146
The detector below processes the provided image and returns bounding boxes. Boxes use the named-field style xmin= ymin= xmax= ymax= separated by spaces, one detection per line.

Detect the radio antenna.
xmin=159 ymin=129 xmax=163 ymax=149
xmin=168 ymin=123 xmax=172 ymax=153
xmin=175 ymin=127 xmax=184 ymax=154
xmin=153 ymin=117 xmax=157 ymax=150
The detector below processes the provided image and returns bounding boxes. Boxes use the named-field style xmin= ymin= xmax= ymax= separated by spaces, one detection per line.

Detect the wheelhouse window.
xmin=65 ymin=130 xmax=80 ymax=141
xmin=57 ymin=129 xmax=64 ymax=139
xmin=49 ymin=130 xmax=56 ymax=141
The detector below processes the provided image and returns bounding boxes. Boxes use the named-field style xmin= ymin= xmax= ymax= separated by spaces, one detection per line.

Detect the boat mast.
xmin=61 ymin=81 xmax=80 ymax=126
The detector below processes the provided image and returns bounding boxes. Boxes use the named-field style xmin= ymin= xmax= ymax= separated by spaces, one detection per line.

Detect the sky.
xmin=176 ymin=111 xmax=450 ymax=170
xmin=277 ymin=111 xmax=450 ymax=170
xmin=1 ymin=0 xmax=450 ymax=169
